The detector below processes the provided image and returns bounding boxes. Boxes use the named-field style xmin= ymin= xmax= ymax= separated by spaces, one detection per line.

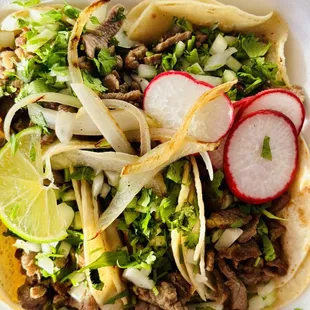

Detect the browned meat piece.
xmin=264 ymin=258 xmax=288 ymax=277
xmin=78 ymin=56 xmax=95 ymax=72
xmin=17 ymin=282 xmax=48 ymax=310
xmin=267 ymin=221 xmax=286 ymax=242
xmin=135 ymin=300 xmax=161 ymax=310
xmin=225 ymin=277 xmax=247 ymax=310
xmin=125 ymin=44 xmax=147 ymax=69
xmin=219 ymin=240 xmax=262 ymax=262
xmin=119 ymin=82 xmax=130 ymax=93
xmin=12 ymin=109 xmax=29 ymax=133
xmin=67 ymin=293 xmax=100 ymax=310
xmin=21 ymin=252 xmax=40 ymax=278
xmin=217 ymin=258 xmax=236 ymax=280
xmin=41 ymin=101 xmax=59 ymax=110
xmin=116 ymin=55 xmax=124 ymax=70
xmin=213 ymin=269 xmax=229 ymax=304
xmin=168 ymin=272 xmax=193 ymax=304
xmin=196 ymin=31 xmax=208 ymax=43
xmin=29 ymin=285 xmax=47 ymax=299
xmin=134 ymin=281 xmax=186 ymax=310
xmin=52 ymin=281 xmax=71 ymax=296
xmin=82 ymin=5 xmax=125 ymax=58
xmin=206 ymin=208 xmax=252 ymax=230
xmin=206 ymin=249 xmax=215 ymax=271
xmin=153 ymin=31 xmax=192 ymax=53
xmin=58 ymin=104 xmax=77 ymax=113
xmin=103 ymin=73 xmax=120 ymax=92
xmin=144 ymin=53 xmax=162 ymax=65
xmin=0 ymin=96 xmax=14 ymax=120
xmin=41 ymin=130 xmax=56 ymax=145
xmin=54 ymin=256 xmax=68 ymax=268
xmin=100 ymin=90 xmax=143 ymax=103
xmin=238 ymin=215 xmax=260 ymax=243
xmin=269 ymin=192 xmax=290 ymax=214
xmin=131 ymin=80 xmax=141 ymax=91
xmin=53 ymin=294 xmax=68 ymax=307
xmin=15 ymin=34 xmax=26 ymax=47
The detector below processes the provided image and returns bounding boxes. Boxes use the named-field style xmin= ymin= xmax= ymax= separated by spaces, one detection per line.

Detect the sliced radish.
xmin=143 ymin=71 xmax=234 ymax=142
xmin=224 ymin=110 xmax=298 ymax=204
xmin=239 ymin=89 xmax=305 ymax=134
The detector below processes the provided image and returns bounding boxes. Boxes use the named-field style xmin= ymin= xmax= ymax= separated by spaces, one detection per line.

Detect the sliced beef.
xmin=116 ymin=55 xmax=124 ymax=70
xmin=168 ymin=272 xmax=193 ymax=304
xmin=144 ymin=53 xmax=162 ymax=65
xmin=67 ymin=293 xmax=99 ymax=310
xmin=213 ymin=269 xmax=229 ymax=304
xmin=51 ymin=281 xmax=71 ymax=296
xmin=134 ymin=281 xmax=187 ymax=310
xmin=82 ymin=5 xmax=125 ymax=58
xmin=125 ymin=44 xmax=147 ymax=69
xmin=103 ymin=73 xmax=120 ymax=92
xmin=195 ymin=31 xmax=208 ymax=47
xmin=135 ymin=300 xmax=161 ymax=310
xmin=206 ymin=249 xmax=215 ymax=272
xmin=264 ymin=258 xmax=288 ymax=277
xmin=29 ymin=285 xmax=47 ymax=299
xmin=131 ymin=81 xmax=141 ymax=91
xmin=268 ymin=192 xmax=290 ymax=214
xmin=267 ymin=221 xmax=286 ymax=242
xmin=119 ymin=82 xmax=130 ymax=93
xmin=217 ymin=258 xmax=235 ymax=280
xmin=219 ymin=240 xmax=262 ymax=263
xmin=225 ymin=277 xmax=247 ymax=310
xmin=153 ymin=31 xmax=192 ymax=53
xmin=18 ymin=282 xmax=49 ymax=310
xmin=21 ymin=252 xmax=40 ymax=278
xmin=206 ymin=208 xmax=252 ymax=230
xmin=238 ymin=215 xmax=260 ymax=243
xmin=58 ymin=104 xmax=77 ymax=113
xmin=100 ymin=90 xmax=143 ymax=103
xmin=78 ymin=56 xmax=95 ymax=72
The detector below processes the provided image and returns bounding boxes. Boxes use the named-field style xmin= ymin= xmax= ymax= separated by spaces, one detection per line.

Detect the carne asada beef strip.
xmin=153 ymin=31 xmax=192 ymax=53
xmin=144 ymin=53 xmax=163 ymax=65
xmin=125 ymin=44 xmax=148 ymax=69
xmin=100 ymin=90 xmax=143 ymax=103
xmin=206 ymin=249 xmax=215 ymax=272
xmin=268 ymin=192 xmax=291 ymax=214
xmin=238 ymin=215 xmax=260 ymax=243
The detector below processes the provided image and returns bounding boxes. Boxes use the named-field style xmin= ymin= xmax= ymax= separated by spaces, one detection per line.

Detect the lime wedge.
xmin=0 ymin=127 xmax=74 ymax=243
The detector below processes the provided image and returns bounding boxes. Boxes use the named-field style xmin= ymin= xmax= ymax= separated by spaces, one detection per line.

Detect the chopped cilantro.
xmin=104 ymin=290 xmax=129 ymax=305
xmin=111 ymin=7 xmax=125 ymax=22
xmin=166 ymin=160 xmax=185 ymax=184
xmin=94 ymin=48 xmax=117 ymax=76
xmin=82 ymin=70 xmax=107 ymax=93
xmin=41 ymin=9 xmax=63 ymax=22
xmin=63 ymin=4 xmax=81 ymax=19
xmin=12 ymin=0 xmax=40 ymax=7
xmin=257 ymin=219 xmax=269 ymax=236
xmin=109 ymin=37 xmax=119 ymax=46
xmin=173 ymin=17 xmax=193 ymax=32
xmin=141 ymin=212 xmax=152 ymax=237
xmin=230 ymin=219 xmax=244 ymax=228
xmin=70 ymin=166 xmax=95 ymax=182
xmin=30 ymin=111 xmax=49 ymax=134
xmin=90 ymin=16 xmax=100 ymax=25
xmin=241 ymin=34 xmax=272 ymax=58
xmin=184 ymin=233 xmax=199 ymax=249
xmin=261 ymin=136 xmax=272 ymax=161
xmin=162 ymin=53 xmax=178 ymax=71
xmin=261 ymin=234 xmax=276 ymax=262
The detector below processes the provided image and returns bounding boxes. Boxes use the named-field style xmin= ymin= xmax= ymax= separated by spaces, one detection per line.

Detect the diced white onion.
xmin=138 ymin=64 xmax=157 ymax=79
xmin=204 ymin=47 xmax=237 ymax=72
xmin=200 ymin=151 xmax=214 ymax=181
xmin=226 ymin=56 xmax=242 ymax=72
xmin=114 ymin=28 xmax=137 ymax=48
xmin=100 ymin=183 xmax=111 ymax=199
xmin=210 ymin=34 xmax=227 ymax=55
xmin=123 ymin=268 xmax=155 ymax=290
xmin=0 ymin=31 xmax=15 ymax=49
xmin=185 ymin=248 xmax=197 ymax=265
xmin=1 ymin=12 xmax=26 ymax=31
xmin=224 ymin=36 xmax=238 ymax=45
xmin=26 ymin=29 xmax=57 ymax=53
xmin=92 ymin=172 xmax=104 ymax=198
xmin=37 ymin=256 xmax=54 ymax=275
xmin=105 ymin=170 xmax=120 ymax=187
xmin=55 ymin=110 xmax=75 ymax=143
xmin=13 ymin=240 xmax=41 ymax=254
xmin=131 ymin=74 xmax=149 ymax=92
xmin=257 ymin=280 xmax=276 ymax=296
xmin=214 ymin=228 xmax=243 ymax=251
xmin=68 ymin=282 xmax=87 ymax=301
xmin=41 ymin=243 xmax=57 ymax=254
xmin=190 ymin=74 xmax=223 ymax=86
xmin=71 ymin=83 xmax=134 ymax=154
xmin=195 ymin=273 xmax=210 ymax=284
xmin=223 ymin=69 xmax=237 ymax=83
xmin=70 ymin=272 xmax=86 ymax=287
xmin=248 ymin=295 xmax=265 ymax=310
xmin=221 ymin=193 xmax=234 ymax=209
xmin=105 ymin=99 xmax=151 ymax=155
xmin=58 ymin=241 xmax=72 ymax=259
xmin=86 ymin=5 xmax=107 ymax=30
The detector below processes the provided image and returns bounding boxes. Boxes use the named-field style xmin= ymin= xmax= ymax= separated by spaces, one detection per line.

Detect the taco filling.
xmin=0 ymin=0 xmax=309 ymax=310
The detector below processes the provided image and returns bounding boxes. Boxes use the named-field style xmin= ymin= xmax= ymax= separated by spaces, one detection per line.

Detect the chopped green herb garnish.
xmin=90 ymin=16 xmax=100 ymax=25
xmin=82 ymin=70 xmax=107 ymax=93
xmin=241 ymin=34 xmax=272 ymax=58
xmin=166 ymin=160 xmax=185 ymax=184
xmin=63 ymin=4 xmax=81 ymax=19
xmin=184 ymin=233 xmax=199 ymax=249
xmin=70 ymin=166 xmax=95 ymax=182
xmin=111 ymin=7 xmax=125 ymax=22
xmin=261 ymin=136 xmax=272 ymax=161
xmin=261 ymin=234 xmax=276 ymax=262
xmin=104 ymin=290 xmax=129 ymax=305
xmin=94 ymin=48 xmax=117 ymax=76
xmin=231 ymin=219 xmax=244 ymax=228
xmin=12 ymin=0 xmax=40 ymax=7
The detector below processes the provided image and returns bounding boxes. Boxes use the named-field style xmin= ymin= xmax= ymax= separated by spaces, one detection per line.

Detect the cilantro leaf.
xmin=261 ymin=136 xmax=272 ymax=161
xmin=166 ymin=160 xmax=185 ymax=184
xmin=63 ymin=4 xmax=81 ymax=19
xmin=241 ymin=34 xmax=272 ymax=58
xmin=90 ymin=16 xmax=100 ymax=25
xmin=111 ymin=7 xmax=125 ymax=22
xmin=70 ymin=166 xmax=95 ymax=182
xmin=141 ymin=212 xmax=152 ymax=238
xmin=104 ymin=290 xmax=129 ymax=305
xmin=262 ymin=209 xmax=287 ymax=221
xmin=94 ymin=48 xmax=117 ymax=76
xmin=173 ymin=17 xmax=193 ymax=32
xmin=82 ymin=70 xmax=107 ymax=93
xmin=162 ymin=53 xmax=178 ymax=71
xmin=13 ymin=0 xmax=40 ymax=7
xmin=261 ymin=234 xmax=276 ymax=262
xmin=184 ymin=233 xmax=199 ymax=249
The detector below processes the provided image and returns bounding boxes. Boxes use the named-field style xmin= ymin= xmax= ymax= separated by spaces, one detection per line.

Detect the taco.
xmin=0 ymin=0 xmax=309 ymax=309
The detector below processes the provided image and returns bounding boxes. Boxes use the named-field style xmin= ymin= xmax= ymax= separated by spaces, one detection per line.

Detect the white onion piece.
xmin=191 ymin=157 xmax=206 ymax=262
xmin=86 ymin=5 xmax=108 ymax=30
xmin=68 ymin=283 xmax=87 ymax=301
xmin=105 ymin=170 xmax=120 ymax=187
xmin=68 ymin=1 xmax=106 ymax=83
xmin=114 ymin=27 xmax=137 ymax=48
xmin=190 ymin=74 xmax=223 ymax=86
xmin=0 ymin=31 xmax=15 ymax=49
xmin=214 ymin=228 xmax=243 ymax=251
xmin=200 ymin=151 xmax=214 ymax=181
xmin=100 ymin=183 xmax=111 ymax=199
xmin=131 ymin=74 xmax=149 ymax=92
xmin=51 ymin=150 xmax=138 ymax=173
xmin=137 ymin=64 xmax=157 ymax=79
xmin=257 ymin=280 xmax=276 ymax=296
xmin=204 ymin=47 xmax=237 ymax=71
xmin=55 ymin=110 xmax=75 ymax=143
xmin=92 ymin=172 xmax=104 ymax=198
xmin=13 ymin=240 xmax=41 ymax=254
xmin=195 ymin=273 xmax=209 ymax=284
xmin=185 ymin=249 xmax=197 ymax=264
xmin=26 ymin=29 xmax=57 ymax=53
xmin=123 ymin=268 xmax=155 ymax=290
xmin=71 ymin=83 xmax=134 ymax=154
xmin=37 ymin=257 xmax=54 ymax=275
xmin=123 ymin=74 xmax=133 ymax=86
xmin=210 ymin=34 xmax=227 ymax=55
xmin=105 ymin=99 xmax=151 ymax=155
xmin=248 ymin=295 xmax=265 ymax=310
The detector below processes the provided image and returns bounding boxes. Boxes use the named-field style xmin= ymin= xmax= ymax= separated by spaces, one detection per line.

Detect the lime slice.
xmin=0 ymin=127 xmax=74 ymax=243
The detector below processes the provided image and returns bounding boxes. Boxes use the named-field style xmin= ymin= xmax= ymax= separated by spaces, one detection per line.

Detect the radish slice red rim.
xmin=224 ymin=109 xmax=298 ymax=204
xmin=143 ymin=71 xmax=234 ymax=143
xmin=239 ymin=89 xmax=305 ymax=134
